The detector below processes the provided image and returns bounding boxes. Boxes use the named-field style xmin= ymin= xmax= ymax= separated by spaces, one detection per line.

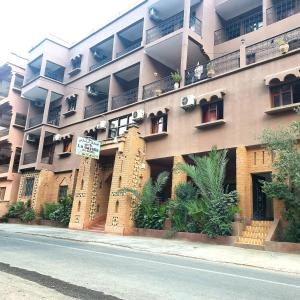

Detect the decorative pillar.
xmin=171 ymin=155 xmax=187 ymax=199
xmin=240 ymin=39 xmax=246 ymax=68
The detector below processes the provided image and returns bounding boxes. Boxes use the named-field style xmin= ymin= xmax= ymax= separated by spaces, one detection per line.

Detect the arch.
xmin=115 ymin=200 xmax=120 ymax=213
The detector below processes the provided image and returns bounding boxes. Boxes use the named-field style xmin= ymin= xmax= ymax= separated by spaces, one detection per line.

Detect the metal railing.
xmin=14 ymin=113 xmax=26 ymax=127
xmin=112 ymin=87 xmax=138 ymax=110
xmin=267 ymin=0 xmax=300 ymax=25
xmin=146 ymin=12 xmax=184 ymax=44
xmin=246 ymin=27 xmax=300 ymax=65
xmin=214 ymin=8 xmax=263 ymax=45
xmin=0 ymin=164 xmax=9 ymax=173
xmin=47 ymin=111 xmax=60 ymax=126
xmin=23 ymin=151 xmax=38 ymax=165
xmin=0 ymin=128 xmax=9 ymax=138
xmin=84 ymin=100 xmax=108 ymax=119
xmin=185 ymin=51 xmax=240 ymax=85
xmin=143 ymin=75 xmax=174 ymax=100
xmin=190 ymin=16 xmax=202 ymax=36
xmin=28 ymin=114 xmax=43 ymax=128
xmin=89 ymin=56 xmax=112 ymax=71
xmin=116 ymin=41 xmax=142 ymax=58
xmin=44 ymin=70 xmax=64 ymax=82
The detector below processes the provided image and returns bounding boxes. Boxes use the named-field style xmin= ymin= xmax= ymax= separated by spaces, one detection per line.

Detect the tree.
xmin=260 ymin=112 xmax=300 ymax=242
xmin=120 ymin=171 xmax=170 ymax=230
xmin=176 ymin=147 xmax=238 ymax=238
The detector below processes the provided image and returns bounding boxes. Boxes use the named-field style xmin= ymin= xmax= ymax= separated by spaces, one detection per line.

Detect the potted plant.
xmin=276 ymin=37 xmax=289 ymax=54
xmin=206 ymin=62 xmax=215 ymax=78
xmin=171 ymin=70 xmax=182 ymax=89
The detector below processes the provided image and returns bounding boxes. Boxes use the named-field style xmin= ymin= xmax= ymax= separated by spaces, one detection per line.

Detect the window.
xmin=13 ymin=148 xmax=21 ymax=173
xmin=151 ymin=115 xmax=168 ymax=134
xmin=108 ymin=115 xmax=134 ymax=138
xmin=85 ymin=130 xmax=97 ymax=140
xmin=71 ymin=55 xmax=82 ymax=70
xmin=44 ymin=61 xmax=65 ymax=82
xmin=24 ymin=177 xmax=34 ymax=197
xmin=63 ymin=139 xmax=73 ymax=153
xmin=67 ymin=97 xmax=77 ymax=111
xmin=0 ymin=187 xmax=6 ymax=201
xmin=201 ymin=100 xmax=224 ymax=123
xmin=270 ymin=80 xmax=300 ymax=107
xmin=58 ymin=186 xmax=68 ymax=200
xmin=13 ymin=74 xmax=24 ymax=90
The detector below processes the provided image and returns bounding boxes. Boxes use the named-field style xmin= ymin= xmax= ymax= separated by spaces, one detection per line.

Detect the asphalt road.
xmin=0 ymin=231 xmax=299 ymax=300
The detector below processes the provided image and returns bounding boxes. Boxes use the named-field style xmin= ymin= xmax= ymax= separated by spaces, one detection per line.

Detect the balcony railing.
xmin=267 ymin=0 xmax=300 ymax=25
xmin=89 ymin=56 xmax=112 ymax=72
xmin=214 ymin=8 xmax=263 ymax=45
xmin=190 ymin=16 xmax=202 ymax=36
xmin=14 ymin=113 xmax=27 ymax=127
xmin=84 ymin=100 xmax=108 ymax=119
xmin=0 ymin=164 xmax=9 ymax=173
xmin=116 ymin=41 xmax=142 ymax=58
xmin=146 ymin=12 xmax=184 ymax=44
xmin=25 ymin=72 xmax=40 ymax=84
xmin=185 ymin=51 xmax=240 ymax=85
xmin=246 ymin=27 xmax=300 ymax=65
xmin=143 ymin=75 xmax=174 ymax=100
xmin=23 ymin=151 xmax=38 ymax=165
xmin=47 ymin=111 xmax=60 ymax=126
xmin=44 ymin=70 xmax=64 ymax=82
xmin=112 ymin=88 xmax=138 ymax=110
xmin=0 ymin=128 xmax=9 ymax=138
xmin=28 ymin=114 xmax=43 ymax=128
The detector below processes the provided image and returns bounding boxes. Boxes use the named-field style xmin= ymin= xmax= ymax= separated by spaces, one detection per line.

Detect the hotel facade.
xmin=1 ymin=0 xmax=300 ymax=245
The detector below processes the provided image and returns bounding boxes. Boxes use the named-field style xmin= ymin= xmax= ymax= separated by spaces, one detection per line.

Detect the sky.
xmin=0 ymin=0 xmax=140 ymax=64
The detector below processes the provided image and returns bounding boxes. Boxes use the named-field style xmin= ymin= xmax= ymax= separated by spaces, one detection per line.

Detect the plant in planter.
xmin=206 ymin=62 xmax=215 ymax=78
xmin=276 ymin=37 xmax=289 ymax=54
xmin=171 ymin=70 xmax=182 ymax=90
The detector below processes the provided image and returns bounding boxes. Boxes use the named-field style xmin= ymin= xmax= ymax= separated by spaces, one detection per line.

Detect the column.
xmin=171 ymin=155 xmax=187 ymax=199
xmin=42 ymin=91 xmax=51 ymax=124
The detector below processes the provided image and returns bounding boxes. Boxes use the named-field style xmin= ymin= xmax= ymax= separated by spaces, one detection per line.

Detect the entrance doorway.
xmin=252 ymin=173 xmax=273 ymax=221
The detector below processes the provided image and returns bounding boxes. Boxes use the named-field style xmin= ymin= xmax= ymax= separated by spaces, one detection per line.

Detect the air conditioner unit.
xmin=181 ymin=95 xmax=196 ymax=111
xmin=26 ymin=134 xmax=36 ymax=143
xmin=95 ymin=120 xmax=107 ymax=131
xmin=149 ymin=7 xmax=160 ymax=21
xmin=53 ymin=134 xmax=62 ymax=142
xmin=87 ymin=86 xmax=99 ymax=97
xmin=132 ymin=109 xmax=145 ymax=122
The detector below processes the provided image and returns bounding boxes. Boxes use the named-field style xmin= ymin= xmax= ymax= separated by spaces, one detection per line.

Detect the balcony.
xmin=146 ymin=12 xmax=184 ymax=44
xmin=25 ymin=71 xmax=40 ymax=84
xmin=47 ymin=111 xmax=60 ymax=126
xmin=185 ymin=51 xmax=240 ymax=85
xmin=89 ymin=56 xmax=112 ymax=72
xmin=112 ymin=88 xmax=138 ymax=110
xmin=267 ymin=0 xmax=300 ymax=25
xmin=190 ymin=16 xmax=202 ymax=36
xmin=116 ymin=41 xmax=142 ymax=58
xmin=0 ymin=79 xmax=10 ymax=98
xmin=13 ymin=74 xmax=24 ymax=91
xmin=214 ymin=7 xmax=263 ymax=45
xmin=0 ymin=128 xmax=9 ymax=138
xmin=28 ymin=114 xmax=43 ymax=128
xmin=23 ymin=151 xmax=38 ymax=165
xmin=14 ymin=113 xmax=27 ymax=128
xmin=84 ymin=100 xmax=108 ymax=119
xmin=246 ymin=27 xmax=300 ymax=65
xmin=143 ymin=75 xmax=174 ymax=99
xmin=0 ymin=164 xmax=9 ymax=173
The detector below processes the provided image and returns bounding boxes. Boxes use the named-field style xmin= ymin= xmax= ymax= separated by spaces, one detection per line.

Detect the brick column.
xmin=105 ymin=125 xmax=149 ymax=235
xmin=171 ymin=155 xmax=187 ymax=199
xmin=236 ymin=146 xmax=251 ymax=221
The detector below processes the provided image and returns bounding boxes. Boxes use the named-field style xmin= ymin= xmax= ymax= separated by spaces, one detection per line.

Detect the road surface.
xmin=0 ymin=231 xmax=299 ymax=300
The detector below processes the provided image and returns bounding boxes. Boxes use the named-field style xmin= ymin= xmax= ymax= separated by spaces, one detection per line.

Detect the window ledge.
xmin=63 ymin=109 xmax=76 ymax=117
xmin=58 ymin=152 xmax=71 ymax=158
xmin=68 ymin=68 xmax=81 ymax=77
xmin=195 ymin=119 xmax=226 ymax=129
xmin=265 ymin=103 xmax=300 ymax=115
xmin=142 ymin=132 xmax=168 ymax=141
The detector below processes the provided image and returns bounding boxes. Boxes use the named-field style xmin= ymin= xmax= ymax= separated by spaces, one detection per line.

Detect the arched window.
xmin=115 ymin=200 xmax=119 ymax=213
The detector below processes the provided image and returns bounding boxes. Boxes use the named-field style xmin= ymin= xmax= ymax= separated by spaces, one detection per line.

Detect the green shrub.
xmin=21 ymin=209 xmax=36 ymax=223
xmin=42 ymin=202 xmax=60 ymax=220
xmin=49 ymin=195 xmax=73 ymax=226
xmin=7 ymin=202 xmax=25 ymax=218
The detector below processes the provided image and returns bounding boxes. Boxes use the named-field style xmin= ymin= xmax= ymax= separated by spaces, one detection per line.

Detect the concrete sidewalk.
xmin=1 ymin=223 xmax=300 ymax=275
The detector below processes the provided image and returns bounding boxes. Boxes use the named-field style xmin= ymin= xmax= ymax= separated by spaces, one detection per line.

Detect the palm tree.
xmin=120 ymin=171 xmax=170 ymax=229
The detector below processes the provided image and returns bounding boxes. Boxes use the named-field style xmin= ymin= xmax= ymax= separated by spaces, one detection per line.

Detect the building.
xmin=15 ymin=0 xmax=300 ymax=243
xmin=0 ymin=54 xmax=28 ymax=216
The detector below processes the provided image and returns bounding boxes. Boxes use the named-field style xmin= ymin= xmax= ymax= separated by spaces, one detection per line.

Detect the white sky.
xmin=0 ymin=0 xmax=140 ymax=63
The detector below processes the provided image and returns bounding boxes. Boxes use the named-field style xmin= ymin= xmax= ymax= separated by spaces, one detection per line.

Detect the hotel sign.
xmin=75 ymin=137 xmax=101 ymax=159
